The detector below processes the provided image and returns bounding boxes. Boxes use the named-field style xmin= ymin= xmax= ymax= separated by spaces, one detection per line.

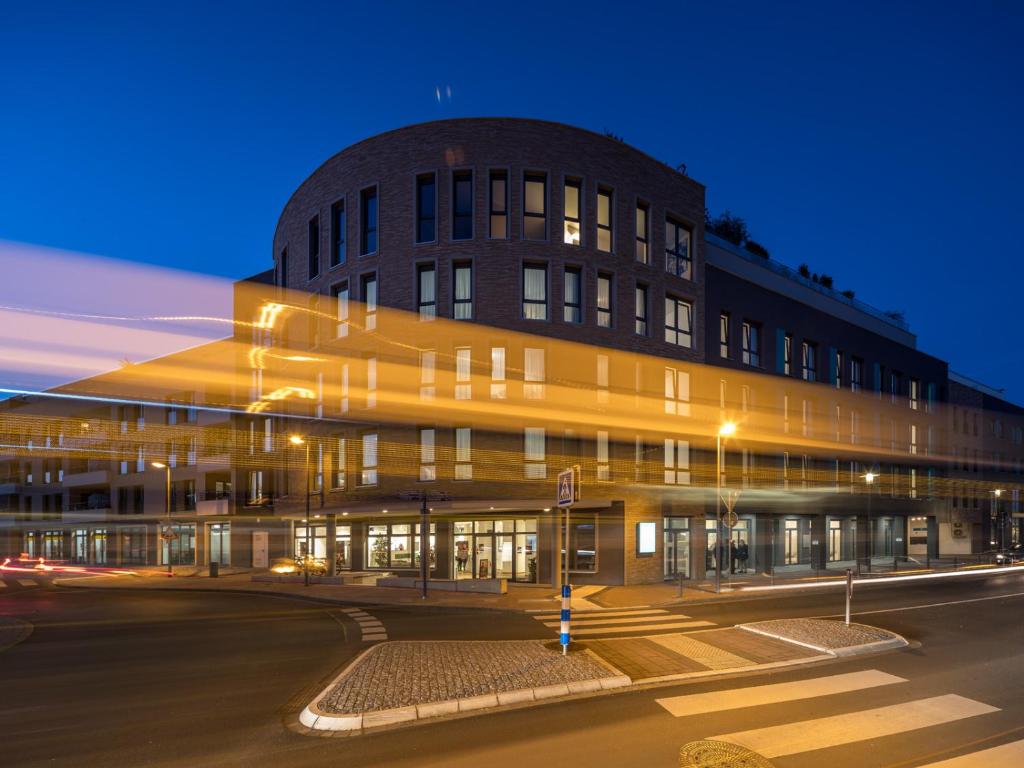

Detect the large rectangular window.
xmin=523 ymin=264 xmax=548 ymax=320
xmin=360 ymin=433 xmax=378 ymax=486
xmin=333 ymin=437 xmax=346 ymax=489
xmin=635 ymin=202 xmax=649 ymax=263
xmin=524 ymin=347 xmax=545 ymax=400
xmin=455 ymin=346 xmax=472 ymax=400
xmin=596 ymin=273 xmax=612 ymax=328
xmin=308 ymin=215 xmax=320 ymax=280
xmin=489 ymin=171 xmax=507 ymax=239
xmin=523 ymin=174 xmax=546 ymax=240
xmin=360 ymin=187 xmax=378 ymax=255
xmin=453 ymin=262 xmax=473 ymax=319
xmin=455 ymin=427 xmax=472 ymax=480
xmin=563 ymin=179 xmax=581 ymax=245
xmin=665 ymin=296 xmax=693 ymax=348
xmin=635 ymin=284 xmax=648 ymax=336
xmin=419 ymin=428 xmax=436 ymax=481
xmin=490 ymin=347 xmax=506 ymax=399
xmin=452 ymin=170 xmax=473 ymax=240
xmin=416 ymin=173 xmax=436 ymax=243
xmin=742 ymin=321 xmax=761 ymax=367
xmin=524 ymin=427 xmax=546 ymax=479
xmin=664 ymin=439 xmax=691 ymax=484
xmin=331 ymin=281 xmax=349 ymax=337
xmin=597 ymin=187 xmax=613 ymax=252
xmin=665 ymin=218 xmax=692 ymax=279
xmin=664 ymin=368 xmax=691 ymax=416
xmin=563 ymin=267 xmax=582 ymax=323
xmin=417 ymin=264 xmax=436 ymax=320
xmin=784 ymin=334 xmax=793 ymax=375
xmin=330 ymin=200 xmax=346 ymax=267
xmin=802 ymin=341 xmax=817 ymax=382
xmin=361 ymin=273 xmax=377 ymax=331
xmin=719 ymin=313 xmax=730 ymax=358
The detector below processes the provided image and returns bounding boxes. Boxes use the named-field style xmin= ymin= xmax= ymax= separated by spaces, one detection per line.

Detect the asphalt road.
xmin=2 ymin=571 xmax=1023 ymax=767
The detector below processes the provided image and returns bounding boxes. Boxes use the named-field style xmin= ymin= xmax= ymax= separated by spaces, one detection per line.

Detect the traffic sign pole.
xmin=556 ymin=467 xmax=579 ymax=655
xmin=845 ymin=568 xmax=853 ymax=626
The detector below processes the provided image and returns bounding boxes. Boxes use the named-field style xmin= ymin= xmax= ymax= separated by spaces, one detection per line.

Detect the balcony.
xmin=63 ymin=506 xmax=113 ymax=524
xmin=196 ymin=498 xmax=230 ymax=516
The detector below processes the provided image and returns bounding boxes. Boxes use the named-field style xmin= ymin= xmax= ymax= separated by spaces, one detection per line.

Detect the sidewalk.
xmin=299 ymin=618 xmax=908 ymax=732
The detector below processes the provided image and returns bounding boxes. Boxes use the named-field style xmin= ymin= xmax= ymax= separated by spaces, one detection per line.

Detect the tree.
xmin=707 ymin=211 xmax=749 ymax=246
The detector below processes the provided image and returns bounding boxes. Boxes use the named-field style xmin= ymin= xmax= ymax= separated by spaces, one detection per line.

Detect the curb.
xmin=299 ymin=643 xmax=631 ymax=732
xmin=736 ymin=622 xmax=910 ymax=657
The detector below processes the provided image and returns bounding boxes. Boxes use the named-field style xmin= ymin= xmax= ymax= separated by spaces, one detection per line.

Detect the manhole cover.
xmin=679 ymin=740 xmax=775 ymax=768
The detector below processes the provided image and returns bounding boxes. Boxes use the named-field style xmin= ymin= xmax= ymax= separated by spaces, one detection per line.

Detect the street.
xmin=1 ymin=572 xmax=1023 ymax=767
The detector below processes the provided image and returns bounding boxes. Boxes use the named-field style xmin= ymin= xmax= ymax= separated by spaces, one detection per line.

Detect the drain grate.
xmin=679 ymin=740 xmax=775 ymax=768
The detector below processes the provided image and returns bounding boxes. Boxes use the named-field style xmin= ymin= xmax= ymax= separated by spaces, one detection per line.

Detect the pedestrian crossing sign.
xmin=557 ymin=468 xmax=575 ymax=508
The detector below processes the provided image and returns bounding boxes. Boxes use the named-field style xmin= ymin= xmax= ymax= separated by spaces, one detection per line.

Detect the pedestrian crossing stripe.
xmin=541 ymin=613 xmax=687 ymax=627
xmin=915 ymin=739 xmax=1024 ymax=767
xmin=657 ymin=670 xmax=907 ymax=717
xmin=569 ymin=620 xmax=715 ymax=637
xmin=17 ymin=579 xmax=37 ymax=587
xmin=707 ymin=694 xmax=999 ymax=759
xmin=531 ymin=609 xmax=668 ymax=620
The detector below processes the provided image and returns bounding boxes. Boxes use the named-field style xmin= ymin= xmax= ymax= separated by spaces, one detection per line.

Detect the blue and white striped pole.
xmin=560 ymin=583 xmax=571 ymax=654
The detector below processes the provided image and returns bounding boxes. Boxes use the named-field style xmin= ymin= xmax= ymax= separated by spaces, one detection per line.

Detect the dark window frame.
xmin=635 ymin=283 xmax=648 ymax=336
xmin=453 ymin=261 xmax=473 ymax=320
xmin=488 ymin=169 xmax=508 ymax=240
xmin=563 ymin=266 xmax=582 ymax=324
xmin=416 ymin=262 xmax=437 ymax=320
xmin=635 ymin=200 xmax=649 ymax=264
xmin=330 ymin=199 xmax=346 ymax=268
xmin=665 ymin=295 xmax=693 ymax=348
xmin=596 ymin=186 xmax=613 ymax=253
xmin=522 ymin=263 xmax=549 ymax=321
xmin=308 ymin=214 xmax=320 ymax=280
xmin=416 ymin=173 xmax=437 ymax=244
xmin=360 ymin=186 xmax=379 ymax=256
xmin=452 ymin=169 xmax=473 ymax=240
xmin=523 ymin=172 xmax=548 ymax=241
xmin=665 ymin=217 xmax=692 ymax=279
xmin=596 ymin=272 xmax=613 ymax=328
xmin=563 ymin=177 xmax=582 ymax=246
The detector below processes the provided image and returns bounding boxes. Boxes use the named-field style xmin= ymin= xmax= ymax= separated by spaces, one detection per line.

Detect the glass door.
xmin=494 ymin=534 xmax=514 ymax=580
xmin=784 ymin=520 xmax=799 ymax=564
xmin=828 ymin=520 xmax=841 ymax=561
xmin=705 ymin=519 xmax=719 ymax=575
xmin=664 ymin=518 xmax=690 ymax=579
xmin=475 ymin=536 xmax=494 ymax=579
xmin=515 ymin=533 xmax=538 ymax=582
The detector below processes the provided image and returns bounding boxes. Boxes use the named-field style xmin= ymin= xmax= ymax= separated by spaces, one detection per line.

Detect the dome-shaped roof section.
xmin=272 ymin=117 xmax=701 ymax=247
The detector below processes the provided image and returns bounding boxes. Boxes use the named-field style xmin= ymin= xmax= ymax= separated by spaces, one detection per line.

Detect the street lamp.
xmin=993 ymin=489 xmax=1005 ymax=552
xmin=151 ymin=461 xmax=172 ymax=576
xmin=715 ymin=422 xmax=736 ymax=594
xmin=289 ymin=435 xmax=312 ymax=587
xmin=862 ymin=470 xmax=877 ymax=573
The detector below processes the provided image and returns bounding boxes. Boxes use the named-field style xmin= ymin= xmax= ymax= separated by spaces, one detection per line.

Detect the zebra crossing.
xmin=0 ymin=577 xmax=45 ymax=590
xmin=339 ymin=606 xmax=388 ymax=642
xmin=656 ymin=669 xmax=1021 ymax=765
xmin=528 ymin=606 xmax=716 ymax=638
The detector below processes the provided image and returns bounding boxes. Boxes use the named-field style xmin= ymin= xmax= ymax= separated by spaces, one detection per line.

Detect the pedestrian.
xmin=738 ymin=539 xmax=749 ymax=573
xmin=730 ymin=540 xmax=737 ymax=574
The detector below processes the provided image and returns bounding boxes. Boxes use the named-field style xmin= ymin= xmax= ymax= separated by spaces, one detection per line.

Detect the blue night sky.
xmin=2 ymin=1 xmax=1021 ymax=399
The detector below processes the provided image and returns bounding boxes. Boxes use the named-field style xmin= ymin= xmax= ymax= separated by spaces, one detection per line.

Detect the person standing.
xmin=737 ymin=538 xmax=750 ymax=573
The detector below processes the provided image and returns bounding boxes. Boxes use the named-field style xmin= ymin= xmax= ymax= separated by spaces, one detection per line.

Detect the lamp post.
xmin=289 ymin=435 xmax=311 ymax=587
xmin=151 ymin=461 xmax=172 ymax=576
xmin=715 ymin=422 xmax=736 ymax=594
xmin=993 ymin=489 xmax=1004 ymax=552
xmin=863 ymin=471 xmax=876 ymax=572
xmin=398 ymin=490 xmax=450 ymax=599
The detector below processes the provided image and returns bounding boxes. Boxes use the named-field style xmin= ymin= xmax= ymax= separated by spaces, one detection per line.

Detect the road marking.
xmin=656 ymin=670 xmax=907 ymax=717
xmin=362 ymin=633 xmax=387 ymax=641
xmin=829 ymin=590 xmax=1024 ymax=618
xmin=541 ymin=613 xmax=685 ymax=627
xmin=17 ymin=579 xmax=37 ymax=587
xmin=915 ymin=739 xmax=1024 ymax=767
xmin=708 ymin=695 xmax=999 ymax=758
xmin=569 ymin=620 xmax=715 ymax=637
xmin=649 ymin=635 xmax=752 ymax=671
xmin=531 ymin=609 xmax=668 ymax=620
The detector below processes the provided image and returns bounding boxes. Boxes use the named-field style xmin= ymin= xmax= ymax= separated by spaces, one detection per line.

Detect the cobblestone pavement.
xmin=742 ymin=618 xmax=898 ymax=649
xmin=320 ymin=640 xmax=614 ymax=714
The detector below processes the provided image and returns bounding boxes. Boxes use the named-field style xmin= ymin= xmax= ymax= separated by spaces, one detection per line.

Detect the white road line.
xmin=531 ymin=609 xmax=668 ymax=620
xmin=569 ymin=620 xmax=715 ymax=637
xmin=339 ymin=607 xmax=363 ymax=614
xmin=819 ymin=590 xmax=1024 ymax=619
xmin=17 ymin=579 xmax=37 ymax=587
xmin=914 ymin=739 xmax=1024 ymax=767
xmin=362 ymin=633 xmax=387 ymax=641
xmin=541 ymin=614 xmax=687 ymax=627
xmin=656 ymin=670 xmax=907 ymax=718
xmin=708 ymin=695 xmax=999 ymax=759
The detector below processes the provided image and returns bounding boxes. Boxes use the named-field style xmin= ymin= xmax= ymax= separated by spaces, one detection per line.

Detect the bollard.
xmin=677 ymin=571 xmax=684 ymax=599
xmin=560 ymin=584 xmax=571 ymax=655
xmin=845 ymin=568 xmax=853 ymax=626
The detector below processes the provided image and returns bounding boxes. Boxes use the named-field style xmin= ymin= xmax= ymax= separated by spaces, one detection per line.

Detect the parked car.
xmin=995 ymin=545 xmax=1024 ymax=565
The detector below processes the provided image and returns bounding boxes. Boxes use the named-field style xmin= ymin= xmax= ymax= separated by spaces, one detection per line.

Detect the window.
xmin=742 ymin=322 xmax=760 ymax=367
xmin=664 ymin=296 xmax=693 ymax=347
xmin=417 ymin=264 xmax=436 ymax=320
xmin=595 ymin=188 xmax=613 ymax=251
xmin=490 ymin=347 xmax=506 ymax=399
xmin=455 ymin=427 xmax=472 ymax=480
xmin=489 ymin=171 xmax=507 ymax=239
xmin=419 ymin=428 xmax=436 ymax=481
xmin=563 ymin=179 xmax=581 ymax=245
xmin=360 ymin=433 xmax=378 ymax=486
xmin=416 ymin=173 xmax=436 ymax=243
xmin=360 ymin=187 xmax=378 ymax=255
xmin=835 ymin=351 xmax=844 ymax=388
xmin=719 ymin=313 xmax=730 ymax=358
xmin=665 ymin=218 xmax=692 ymax=279
xmin=366 ymin=357 xmax=377 ymax=408
xmin=784 ymin=334 xmax=793 ymax=375
xmin=455 ymin=347 xmax=472 ymax=400
xmin=420 ymin=350 xmax=436 ymax=400
xmin=910 ymin=378 xmax=920 ymax=410
xmin=305 ymin=215 xmax=320 ymax=281
xmin=596 ymin=354 xmax=609 ymax=404
xmin=523 ymin=174 xmax=546 ymax=240
xmin=563 ymin=267 xmax=582 ymax=323
xmin=333 ymin=437 xmax=346 ymax=489
xmin=452 ymin=170 xmax=473 ymax=240
xmin=851 ymin=357 xmax=863 ymax=392
xmin=523 ymin=264 xmax=548 ymax=320
xmin=524 ymin=347 xmax=545 ymax=400
xmin=596 ymin=273 xmax=612 ymax=328
xmin=330 ymin=200 xmax=346 ymax=268
xmin=664 ymin=439 xmax=691 ymax=484
xmin=331 ymin=281 xmax=349 ymax=337
xmin=664 ymin=368 xmax=691 ymax=416
xmin=596 ymin=431 xmax=610 ymax=481
xmin=263 ymin=418 xmax=273 ymax=452
xmin=635 ymin=203 xmax=649 ymax=263
xmin=635 ymin=285 xmax=648 ymax=335
xmin=361 ymin=274 xmax=377 ymax=331
xmin=524 ymin=427 xmax=546 ymax=479
xmin=453 ymin=262 xmax=473 ymax=319
xmin=564 ymin=517 xmax=597 ymax=572
xmin=247 ymin=470 xmax=264 ymax=505
xmin=802 ymin=341 xmax=817 ymax=382
xmin=340 ymin=362 xmax=349 ymax=413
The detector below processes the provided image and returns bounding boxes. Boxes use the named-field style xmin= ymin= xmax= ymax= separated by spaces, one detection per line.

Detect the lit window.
xmin=330 ymin=200 xmax=346 ymax=267
xmin=334 ymin=437 xmax=346 ymax=489
xmin=523 ymin=264 xmax=547 ymax=320
xmin=360 ymin=187 xmax=378 ymax=255
xmin=366 ymin=357 xmax=377 ymax=408
xmin=416 ymin=174 xmax=436 ymax=243
xmin=452 ymin=170 xmax=473 ymax=240
xmin=910 ymin=378 xmax=920 ymax=410
xmin=524 ymin=427 xmax=546 ymax=479
xmin=563 ymin=179 xmax=581 ymax=245
xmin=489 ymin=171 xmax=507 ymax=239
xmin=851 ymin=358 xmax=863 ymax=392
xmin=563 ymin=267 xmax=582 ymax=323
xmin=664 ymin=296 xmax=693 ymax=347
xmin=455 ymin=427 xmax=472 ymax=480
xmin=596 ymin=354 xmax=609 ymax=404
xmin=596 ymin=273 xmax=612 ymax=328
xmin=362 ymin=274 xmax=377 ymax=331
xmin=597 ymin=431 xmax=610 ymax=481
xmin=453 ymin=263 xmax=473 ymax=319
xmin=419 ymin=428 xmax=436 ymax=481
xmin=490 ymin=347 xmax=506 ymax=399
xmin=664 ymin=439 xmax=690 ymax=484
xmin=360 ymin=433 xmax=378 ymax=486
xmin=635 ymin=203 xmax=649 ymax=263
xmin=719 ymin=314 xmax=730 ymax=358
xmin=523 ymin=174 xmax=546 ymax=240
xmin=417 ymin=264 xmax=436 ymax=320
xmin=597 ymin=188 xmax=612 ymax=252
xmin=263 ymin=418 xmax=273 ymax=452
xmin=455 ymin=347 xmax=472 ymax=400
xmin=665 ymin=218 xmax=691 ymax=279
xmin=524 ymin=347 xmax=545 ymax=400
xmin=340 ymin=362 xmax=349 ymax=413
xmin=635 ymin=285 xmax=649 ymax=336
xmin=332 ymin=281 xmax=349 ymax=338
xmin=420 ymin=351 xmax=436 ymax=400
xmin=784 ymin=334 xmax=792 ymax=375
xmin=664 ymin=368 xmax=691 ymax=416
